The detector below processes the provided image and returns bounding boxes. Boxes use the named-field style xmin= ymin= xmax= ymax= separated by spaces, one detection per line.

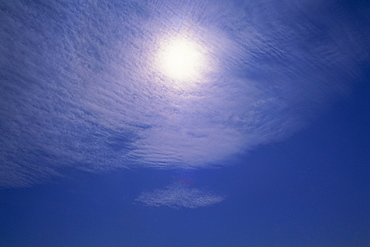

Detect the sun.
xmin=158 ymin=37 xmax=205 ymax=82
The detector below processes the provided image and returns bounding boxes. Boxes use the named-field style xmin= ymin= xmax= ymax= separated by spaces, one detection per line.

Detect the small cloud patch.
xmin=135 ymin=183 xmax=225 ymax=209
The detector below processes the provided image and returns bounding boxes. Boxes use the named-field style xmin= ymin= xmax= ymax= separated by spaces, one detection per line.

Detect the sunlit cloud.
xmin=135 ymin=183 xmax=225 ymax=209
xmin=0 ymin=0 xmax=368 ymax=187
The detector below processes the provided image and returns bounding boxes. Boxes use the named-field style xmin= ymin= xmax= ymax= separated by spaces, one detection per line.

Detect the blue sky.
xmin=0 ymin=0 xmax=369 ymax=246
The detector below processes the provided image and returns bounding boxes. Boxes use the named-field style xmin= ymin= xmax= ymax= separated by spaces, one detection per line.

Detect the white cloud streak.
xmin=0 ymin=0 xmax=369 ymax=187
xmin=135 ymin=183 xmax=225 ymax=209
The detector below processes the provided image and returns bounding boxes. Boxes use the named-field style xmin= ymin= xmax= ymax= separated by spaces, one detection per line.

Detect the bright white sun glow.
xmin=158 ymin=38 xmax=204 ymax=81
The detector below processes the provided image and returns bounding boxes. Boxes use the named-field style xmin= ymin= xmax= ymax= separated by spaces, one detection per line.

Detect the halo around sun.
xmin=157 ymin=36 xmax=206 ymax=82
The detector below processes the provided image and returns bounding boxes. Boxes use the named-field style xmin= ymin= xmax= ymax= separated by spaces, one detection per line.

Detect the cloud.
xmin=135 ymin=183 xmax=225 ymax=209
xmin=0 ymin=0 xmax=369 ymax=187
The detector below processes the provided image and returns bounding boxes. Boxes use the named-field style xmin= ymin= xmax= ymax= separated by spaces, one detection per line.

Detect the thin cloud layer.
xmin=1 ymin=0 xmax=369 ymax=187
xmin=135 ymin=183 xmax=225 ymax=209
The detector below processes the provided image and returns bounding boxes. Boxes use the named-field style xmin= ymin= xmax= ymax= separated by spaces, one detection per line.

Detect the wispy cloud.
xmin=135 ymin=183 xmax=225 ymax=209
xmin=0 ymin=0 xmax=369 ymax=187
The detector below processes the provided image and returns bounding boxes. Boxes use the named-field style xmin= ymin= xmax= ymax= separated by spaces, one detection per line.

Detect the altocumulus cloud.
xmin=0 ymin=0 xmax=369 ymax=187
xmin=135 ymin=183 xmax=225 ymax=209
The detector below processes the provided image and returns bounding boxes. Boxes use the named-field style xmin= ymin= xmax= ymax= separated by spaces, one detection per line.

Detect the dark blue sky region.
xmin=0 ymin=0 xmax=369 ymax=246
